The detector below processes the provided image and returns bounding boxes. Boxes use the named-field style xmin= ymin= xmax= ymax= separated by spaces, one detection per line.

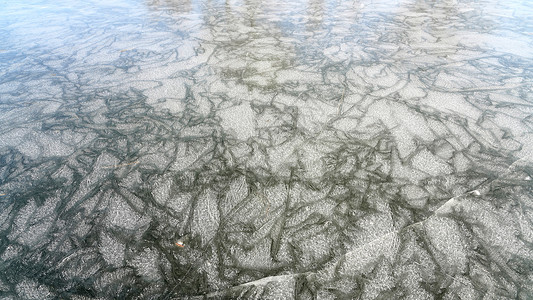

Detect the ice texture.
xmin=0 ymin=0 xmax=532 ymax=298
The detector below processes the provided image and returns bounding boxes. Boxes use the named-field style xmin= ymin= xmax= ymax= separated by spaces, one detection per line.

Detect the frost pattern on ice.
xmin=0 ymin=0 xmax=532 ymax=298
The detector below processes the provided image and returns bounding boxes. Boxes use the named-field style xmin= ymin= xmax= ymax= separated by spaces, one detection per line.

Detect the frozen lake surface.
xmin=1 ymin=0 xmax=533 ymax=298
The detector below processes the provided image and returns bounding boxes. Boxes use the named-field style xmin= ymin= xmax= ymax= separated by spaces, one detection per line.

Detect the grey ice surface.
xmin=0 ymin=0 xmax=533 ymax=299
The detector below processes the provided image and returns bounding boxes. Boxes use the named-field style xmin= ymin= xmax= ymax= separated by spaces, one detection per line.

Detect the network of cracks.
xmin=0 ymin=0 xmax=532 ymax=299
